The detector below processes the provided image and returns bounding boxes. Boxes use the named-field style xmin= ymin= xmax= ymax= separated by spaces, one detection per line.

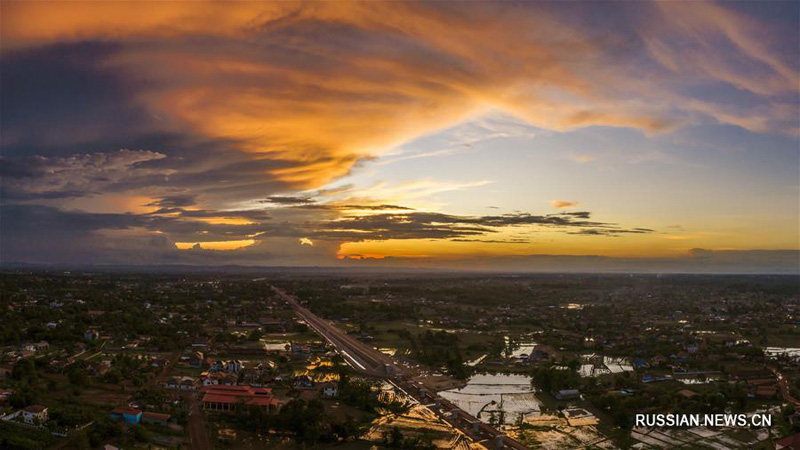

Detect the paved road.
xmin=188 ymin=396 xmax=212 ymax=450
xmin=769 ymin=366 xmax=800 ymax=407
xmin=154 ymin=350 xmax=211 ymax=449
xmin=271 ymin=285 xmax=529 ymax=450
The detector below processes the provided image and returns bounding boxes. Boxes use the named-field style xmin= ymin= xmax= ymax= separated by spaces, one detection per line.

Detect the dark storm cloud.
xmin=291 ymin=203 xmax=415 ymax=211
xmin=0 ymin=150 xmax=169 ymax=200
xmin=311 ymin=211 xmax=652 ymax=241
xmin=156 ymin=208 xmax=271 ymax=222
xmin=0 ymin=144 xmax=342 ymax=207
xmin=0 ymin=40 xmax=369 ymax=206
xmin=1 ymin=204 xmax=795 ymax=273
xmin=0 ymin=204 xmax=651 ymax=264
xmin=0 ymin=41 xmax=164 ymax=157
xmin=263 ymin=196 xmax=315 ymax=205
xmin=146 ymin=195 xmax=197 ymax=208
xmin=259 ymin=194 xmax=415 ymax=211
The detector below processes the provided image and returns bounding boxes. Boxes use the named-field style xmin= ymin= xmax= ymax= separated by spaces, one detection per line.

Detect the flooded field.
xmin=579 ymin=355 xmax=633 ymax=377
xmin=439 ymin=373 xmax=541 ymax=425
xmin=504 ymin=335 xmax=538 ymax=358
xmin=362 ymin=382 xmax=470 ymax=449
xmin=765 ymin=347 xmax=800 ymax=359
xmin=676 ymin=376 xmax=722 ymax=384
xmin=364 ymin=403 xmax=472 ymax=449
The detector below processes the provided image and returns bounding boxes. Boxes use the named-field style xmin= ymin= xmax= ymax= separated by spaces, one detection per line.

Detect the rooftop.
xmin=110 ymin=406 xmax=142 ymax=415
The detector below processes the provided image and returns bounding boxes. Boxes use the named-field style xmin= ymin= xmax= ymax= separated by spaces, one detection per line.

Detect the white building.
xmin=22 ymin=405 xmax=48 ymax=424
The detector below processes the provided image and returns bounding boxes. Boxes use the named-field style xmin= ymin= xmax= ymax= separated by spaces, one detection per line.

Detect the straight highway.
xmin=270 ymin=286 xmax=529 ymax=450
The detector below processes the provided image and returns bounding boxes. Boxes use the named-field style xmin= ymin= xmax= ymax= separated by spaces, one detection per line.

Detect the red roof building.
xmin=777 ymin=432 xmax=800 ymax=450
xmin=201 ymin=385 xmax=281 ymax=413
xmin=141 ymin=411 xmax=171 ymax=426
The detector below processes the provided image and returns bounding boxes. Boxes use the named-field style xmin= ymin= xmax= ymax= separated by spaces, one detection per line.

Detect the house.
xmin=165 ymin=376 xmax=196 ymax=391
xmin=20 ymin=343 xmax=36 ymax=353
xmin=21 ymin=341 xmax=49 ymax=353
xmin=225 ymin=360 xmax=243 ymax=374
xmin=291 ymin=343 xmax=311 ymax=355
xmin=554 ymin=389 xmax=581 ymax=400
xmin=293 ymin=375 xmax=314 ymax=389
xmin=141 ymin=412 xmax=171 ymax=426
xmin=256 ymin=361 xmax=276 ymax=374
xmin=209 ymin=360 xmax=225 ymax=373
xmin=240 ymin=368 xmax=261 ymax=386
xmin=201 ymin=375 xmax=218 ymax=387
xmin=179 ymin=377 xmax=196 ymax=390
xmin=201 ymin=372 xmax=238 ymax=386
xmin=22 ymin=405 xmax=48 ymax=424
xmin=85 ymin=329 xmax=100 ymax=341
xmin=562 ymin=408 xmax=598 ymax=426
xmin=755 ymin=385 xmax=778 ymax=398
xmin=110 ymin=406 xmax=142 ymax=424
xmin=188 ymin=351 xmax=204 ymax=368
xmin=650 ymin=355 xmax=668 ymax=366
xmin=320 ymin=382 xmax=338 ymax=398
xmin=165 ymin=377 xmax=181 ymax=389
xmin=642 ymin=374 xmax=673 ymax=383
xmin=201 ymin=385 xmax=281 ymax=414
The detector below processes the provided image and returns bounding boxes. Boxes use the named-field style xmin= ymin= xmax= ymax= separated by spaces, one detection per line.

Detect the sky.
xmin=1 ymin=1 xmax=798 ymax=273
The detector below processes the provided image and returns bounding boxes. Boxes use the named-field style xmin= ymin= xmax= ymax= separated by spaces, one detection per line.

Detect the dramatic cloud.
xmin=3 ymin=203 xmax=795 ymax=273
xmin=1 ymin=1 xmax=797 ymax=270
xmin=1 ymin=150 xmax=168 ymax=200
xmin=3 ymin=1 xmax=797 ymax=186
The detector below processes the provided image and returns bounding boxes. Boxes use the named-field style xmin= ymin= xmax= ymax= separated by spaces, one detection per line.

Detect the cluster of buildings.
xmin=0 ymin=404 xmax=49 ymax=426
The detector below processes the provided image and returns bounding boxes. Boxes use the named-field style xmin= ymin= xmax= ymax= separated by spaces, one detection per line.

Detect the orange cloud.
xmin=2 ymin=1 xmax=795 ymax=195
xmin=551 ymin=200 xmax=580 ymax=209
xmin=175 ymin=239 xmax=256 ymax=251
xmin=0 ymin=1 xmax=670 ymax=191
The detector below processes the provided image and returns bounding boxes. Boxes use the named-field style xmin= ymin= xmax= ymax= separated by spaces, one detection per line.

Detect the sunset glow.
xmin=1 ymin=1 xmax=798 ymax=273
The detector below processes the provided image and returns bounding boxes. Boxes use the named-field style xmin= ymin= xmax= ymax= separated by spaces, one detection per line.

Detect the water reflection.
xmin=439 ymin=373 xmax=541 ymax=425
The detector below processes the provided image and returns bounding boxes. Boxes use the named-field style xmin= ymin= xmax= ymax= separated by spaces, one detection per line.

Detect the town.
xmin=0 ymin=270 xmax=798 ymax=449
